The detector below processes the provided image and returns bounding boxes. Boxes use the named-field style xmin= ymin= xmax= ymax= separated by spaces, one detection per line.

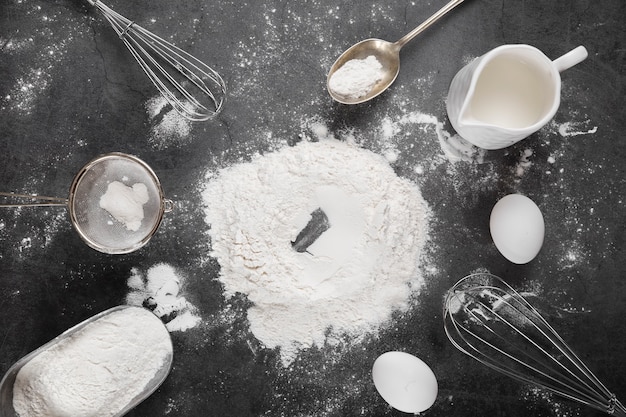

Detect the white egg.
xmin=489 ymin=194 xmax=545 ymax=264
xmin=372 ymin=351 xmax=438 ymax=413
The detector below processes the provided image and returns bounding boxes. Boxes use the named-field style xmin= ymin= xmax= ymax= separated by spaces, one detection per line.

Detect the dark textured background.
xmin=1 ymin=0 xmax=625 ymax=416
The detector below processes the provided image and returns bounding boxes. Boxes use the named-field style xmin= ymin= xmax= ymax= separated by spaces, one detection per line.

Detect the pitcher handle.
xmin=553 ymin=45 xmax=588 ymax=73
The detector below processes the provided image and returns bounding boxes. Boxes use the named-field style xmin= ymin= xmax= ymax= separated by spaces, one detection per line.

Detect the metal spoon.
xmin=327 ymin=0 xmax=467 ymax=104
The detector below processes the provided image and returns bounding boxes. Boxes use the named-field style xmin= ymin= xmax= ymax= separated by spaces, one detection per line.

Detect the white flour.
xmin=145 ymin=95 xmax=193 ymax=149
xmin=125 ymin=263 xmax=202 ymax=332
xmin=556 ymin=121 xmax=598 ymax=137
xmin=99 ymin=181 xmax=149 ymax=231
xmin=202 ymin=139 xmax=430 ymax=365
xmin=12 ymin=307 xmax=171 ymax=417
xmin=328 ymin=55 xmax=384 ymax=99
xmin=383 ymin=112 xmax=486 ymax=164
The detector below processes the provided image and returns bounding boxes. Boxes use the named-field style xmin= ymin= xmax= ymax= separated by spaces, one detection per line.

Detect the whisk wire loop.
xmin=119 ymin=21 xmax=135 ymax=38
xmin=130 ymin=28 xmax=217 ymax=113
xmin=447 ymin=289 xmax=608 ymax=409
xmin=444 ymin=274 xmax=626 ymax=416
xmin=87 ymin=0 xmax=225 ymax=121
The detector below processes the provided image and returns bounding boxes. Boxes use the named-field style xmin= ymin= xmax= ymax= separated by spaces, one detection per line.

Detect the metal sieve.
xmin=0 ymin=153 xmax=173 ymax=254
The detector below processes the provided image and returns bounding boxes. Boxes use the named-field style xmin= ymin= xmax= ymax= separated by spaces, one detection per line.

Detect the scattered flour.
xmin=145 ymin=95 xmax=193 ymax=149
xmin=378 ymin=111 xmax=486 ymax=164
xmin=1 ymin=5 xmax=84 ymax=117
xmin=125 ymin=263 xmax=201 ymax=332
xmin=556 ymin=121 xmax=598 ymax=137
xmin=99 ymin=181 xmax=149 ymax=232
xmin=3 ymin=69 xmax=52 ymax=116
xmin=328 ymin=55 xmax=385 ymax=99
xmin=514 ymin=149 xmax=534 ymax=178
xmin=12 ymin=307 xmax=171 ymax=417
xmin=202 ymin=138 xmax=430 ymax=365
xmin=522 ymin=386 xmax=577 ymax=417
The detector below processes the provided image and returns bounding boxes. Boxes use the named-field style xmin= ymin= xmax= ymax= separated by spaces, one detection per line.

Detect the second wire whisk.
xmin=86 ymin=0 xmax=226 ymax=121
xmin=444 ymin=273 xmax=626 ymax=416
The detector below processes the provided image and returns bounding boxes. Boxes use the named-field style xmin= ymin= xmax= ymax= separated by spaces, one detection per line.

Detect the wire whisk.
xmin=86 ymin=0 xmax=226 ymax=121
xmin=443 ymin=273 xmax=626 ymax=416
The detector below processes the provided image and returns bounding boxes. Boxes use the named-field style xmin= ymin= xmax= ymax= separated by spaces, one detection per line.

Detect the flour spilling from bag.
xmin=125 ymin=263 xmax=202 ymax=332
xmin=202 ymin=139 xmax=430 ymax=365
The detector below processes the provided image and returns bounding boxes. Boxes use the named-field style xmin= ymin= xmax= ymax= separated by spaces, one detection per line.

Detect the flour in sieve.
xmin=202 ymin=138 xmax=430 ymax=365
xmin=99 ymin=181 xmax=149 ymax=231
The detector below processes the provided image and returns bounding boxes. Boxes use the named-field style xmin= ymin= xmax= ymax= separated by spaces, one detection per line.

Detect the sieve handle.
xmin=0 ymin=192 xmax=68 ymax=208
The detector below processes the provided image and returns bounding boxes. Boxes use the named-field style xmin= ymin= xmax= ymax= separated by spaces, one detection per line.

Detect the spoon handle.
xmin=395 ymin=0 xmax=467 ymax=49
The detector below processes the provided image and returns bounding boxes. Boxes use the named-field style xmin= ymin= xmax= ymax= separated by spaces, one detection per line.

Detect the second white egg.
xmin=372 ymin=351 xmax=438 ymax=414
xmin=489 ymin=194 xmax=545 ymax=264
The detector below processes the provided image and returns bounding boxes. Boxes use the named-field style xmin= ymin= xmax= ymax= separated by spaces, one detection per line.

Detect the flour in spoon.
xmin=328 ymin=55 xmax=385 ymax=99
xmin=202 ymin=138 xmax=430 ymax=365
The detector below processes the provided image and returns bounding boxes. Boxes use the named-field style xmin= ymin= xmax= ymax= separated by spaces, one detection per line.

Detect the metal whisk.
xmin=86 ymin=0 xmax=226 ymax=121
xmin=443 ymin=273 xmax=626 ymax=416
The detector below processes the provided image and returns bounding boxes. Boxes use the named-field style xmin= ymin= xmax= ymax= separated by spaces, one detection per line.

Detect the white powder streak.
xmin=202 ymin=139 xmax=430 ymax=365
xmin=557 ymin=121 xmax=598 ymax=137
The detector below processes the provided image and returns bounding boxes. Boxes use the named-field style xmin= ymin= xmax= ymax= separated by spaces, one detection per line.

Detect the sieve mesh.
xmin=68 ymin=153 xmax=166 ymax=254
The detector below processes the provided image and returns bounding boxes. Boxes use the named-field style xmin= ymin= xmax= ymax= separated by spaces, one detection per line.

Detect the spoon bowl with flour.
xmin=327 ymin=0 xmax=467 ymax=104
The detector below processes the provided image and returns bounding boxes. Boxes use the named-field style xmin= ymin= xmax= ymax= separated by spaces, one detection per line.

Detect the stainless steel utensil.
xmin=0 ymin=153 xmax=173 ymax=254
xmin=0 ymin=306 xmax=173 ymax=417
xmin=86 ymin=0 xmax=226 ymax=121
xmin=443 ymin=273 xmax=626 ymax=416
xmin=327 ymin=0 xmax=467 ymax=104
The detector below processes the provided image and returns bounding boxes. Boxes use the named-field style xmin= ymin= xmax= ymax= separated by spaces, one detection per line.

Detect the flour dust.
xmin=1 ymin=4 xmax=86 ymax=117
xmin=145 ymin=95 xmax=193 ymax=149
xmin=0 ymin=2 xmax=93 ymax=257
xmin=522 ymin=386 xmax=579 ymax=417
xmin=125 ymin=263 xmax=202 ymax=332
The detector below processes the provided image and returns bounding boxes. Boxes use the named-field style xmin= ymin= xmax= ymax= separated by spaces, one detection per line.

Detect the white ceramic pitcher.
xmin=446 ymin=44 xmax=588 ymax=150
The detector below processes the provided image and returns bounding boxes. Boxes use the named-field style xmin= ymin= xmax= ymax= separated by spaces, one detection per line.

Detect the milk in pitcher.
xmin=464 ymin=54 xmax=552 ymax=129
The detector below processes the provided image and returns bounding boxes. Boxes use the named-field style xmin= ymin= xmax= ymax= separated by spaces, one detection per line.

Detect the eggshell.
xmin=489 ymin=194 xmax=545 ymax=264
xmin=372 ymin=351 xmax=438 ymax=413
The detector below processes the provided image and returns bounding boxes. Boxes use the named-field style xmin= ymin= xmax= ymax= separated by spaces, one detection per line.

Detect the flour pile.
xmin=202 ymin=139 xmax=430 ymax=365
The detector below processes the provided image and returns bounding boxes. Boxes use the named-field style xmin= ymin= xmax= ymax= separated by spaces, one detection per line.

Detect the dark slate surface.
xmin=1 ymin=0 xmax=626 ymax=416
